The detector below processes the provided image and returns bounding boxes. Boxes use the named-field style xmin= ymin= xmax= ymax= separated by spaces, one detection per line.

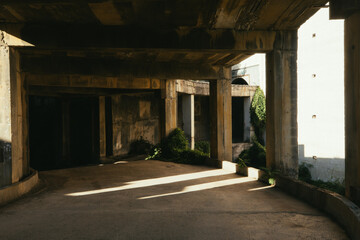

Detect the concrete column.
xmin=344 ymin=12 xmax=360 ymax=202
xmin=266 ymin=31 xmax=298 ymax=178
xmin=161 ymin=79 xmax=177 ymax=138
xmin=210 ymin=67 xmax=232 ymax=163
xmin=182 ymin=94 xmax=195 ymax=149
xmin=62 ymin=99 xmax=71 ymax=165
xmin=243 ymin=97 xmax=251 ymax=142
xmin=99 ymin=96 xmax=106 ymax=158
xmin=0 ymin=47 xmax=29 ymax=187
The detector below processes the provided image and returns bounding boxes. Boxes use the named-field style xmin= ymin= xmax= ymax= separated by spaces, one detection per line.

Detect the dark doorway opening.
xmin=232 ymin=97 xmax=244 ymax=143
xmin=29 ymin=96 xmax=100 ymax=170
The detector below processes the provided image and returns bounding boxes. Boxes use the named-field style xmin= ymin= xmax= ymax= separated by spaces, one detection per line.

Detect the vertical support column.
xmin=266 ymin=31 xmax=298 ymax=178
xmin=99 ymin=96 xmax=106 ymax=158
xmin=161 ymin=79 xmax=177 ymax=138
xmin=62 ymin=98 xmax=71 ymax=165
xmin=345 ymin=12 xmax=360 ymax=202
xmin=182 ymin=94 xmax=195 ymax=149
xmin=210 ymin=67 xmax=232 ymax=164
xmin=0 ymin=46 xmax=29 ymax=187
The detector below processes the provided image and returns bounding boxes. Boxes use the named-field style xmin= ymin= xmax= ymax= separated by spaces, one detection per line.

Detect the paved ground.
xmin=0 ymin=160 xmax=348 ymax=240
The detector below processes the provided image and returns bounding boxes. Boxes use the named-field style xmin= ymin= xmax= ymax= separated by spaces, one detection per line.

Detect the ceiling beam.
xmin=22 ymin=55 xmax=225 ymax=80
xmin=2 ymin=24 xmax=276 ymax=52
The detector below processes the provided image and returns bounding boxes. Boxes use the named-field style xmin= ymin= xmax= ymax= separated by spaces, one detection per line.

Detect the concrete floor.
xmin=0 ymin=160 xmax=348 ymax=240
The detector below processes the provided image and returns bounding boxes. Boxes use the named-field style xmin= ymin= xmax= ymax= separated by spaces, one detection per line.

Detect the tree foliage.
xmin=250 ymin=88 xmax=266 ymax=144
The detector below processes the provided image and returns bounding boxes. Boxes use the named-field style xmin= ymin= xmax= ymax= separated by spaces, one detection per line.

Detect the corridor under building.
xmin=1 ymin=0 xmax=360 ymax=239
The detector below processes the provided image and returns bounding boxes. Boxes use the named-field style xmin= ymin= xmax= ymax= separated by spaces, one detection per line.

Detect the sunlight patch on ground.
xmin=247 ymin=185 xmax=274 ymax=192
xmin=66 ymin=169 xmax=234 ymax=197
xmin=139 ymin=177 xmax=257 ymax=200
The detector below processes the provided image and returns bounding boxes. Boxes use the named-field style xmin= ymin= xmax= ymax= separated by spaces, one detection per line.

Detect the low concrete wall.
xmin=276 ymin=175 xmax=360 ymax=240
xmin=0 ymin=169 xmax=39 ymax=207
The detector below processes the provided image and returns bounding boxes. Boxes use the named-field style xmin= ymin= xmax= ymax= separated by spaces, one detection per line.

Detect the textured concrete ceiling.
xmin=0 ymin=0 xmax=328 ymax=30
xmin=0 ymin=0 xmax=328 ymax=68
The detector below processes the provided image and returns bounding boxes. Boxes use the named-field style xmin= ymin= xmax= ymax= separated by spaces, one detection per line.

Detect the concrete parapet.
xmin=0 ymin=169 xmax=39 ymax=207
xmin=276 ymin=175 xmax=360 ymax=240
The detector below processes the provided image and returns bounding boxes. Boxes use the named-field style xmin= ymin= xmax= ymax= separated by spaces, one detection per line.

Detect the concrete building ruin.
xmin=2 ymin=0 xmax=360 ymax=206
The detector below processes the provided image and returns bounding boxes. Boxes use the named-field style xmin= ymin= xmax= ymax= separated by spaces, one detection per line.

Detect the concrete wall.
xmin=112 ymin=92 xmax=160 ymax=156
xmin=298 ymin=8 xmax=345 ymax=182
xmin=178 ymin=94 xmax=210 ymax=142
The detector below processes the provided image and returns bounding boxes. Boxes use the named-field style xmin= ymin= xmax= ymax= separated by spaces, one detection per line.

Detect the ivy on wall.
xmin=250 ymin=87 xmax=266 ymax=144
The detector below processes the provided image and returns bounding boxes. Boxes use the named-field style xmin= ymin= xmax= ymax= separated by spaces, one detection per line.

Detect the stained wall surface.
xmin=112 ymin=92 xmax=160 ymax=156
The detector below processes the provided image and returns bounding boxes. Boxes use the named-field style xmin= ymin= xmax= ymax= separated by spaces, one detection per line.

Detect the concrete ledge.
xmin=0 ymin=169 xmax=39 ymax=207
xmin=236 ymin=166 xmax=266 ymax=180
xmin=276 ymin=175 xmax=360 ymax=240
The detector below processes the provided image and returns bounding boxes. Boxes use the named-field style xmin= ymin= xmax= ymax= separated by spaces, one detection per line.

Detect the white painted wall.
xmin=298 ymin=8 xmax=345 ymax=182
xmin=232 ymin=53 xmax=266 ymax=91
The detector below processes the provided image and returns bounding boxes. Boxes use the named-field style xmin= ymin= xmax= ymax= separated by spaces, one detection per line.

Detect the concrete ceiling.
xmin=0 ymin=0 xmax=328 ymax=30
xmin=0 ymin=0 xmax=328 ymax=68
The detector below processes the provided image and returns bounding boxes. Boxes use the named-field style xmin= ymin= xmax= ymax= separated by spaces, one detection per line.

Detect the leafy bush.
xmin=250 ymin=88 xmax=266 ymax=144
xmin=128 ymin=137 xmax=153 ymax=155
xmin=160 ymin=128 xmax=188 ymax=159
xmin=146 ymin=128 xmax=209 ymax=165
xmin=238 ymin=137 xmax=266 ymax=168
xmin=176 ymin=149 xmax=209 ymax=165
xmin=195 ymin=141 xmax=210 ymax=155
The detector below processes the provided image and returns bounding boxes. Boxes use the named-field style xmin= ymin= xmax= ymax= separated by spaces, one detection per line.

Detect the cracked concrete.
xmin=0 ymin=160 xmax=348 ymax=240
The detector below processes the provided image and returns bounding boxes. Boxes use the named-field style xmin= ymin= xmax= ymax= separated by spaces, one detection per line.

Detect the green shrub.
xmin=160 ymin=128 xmax=188 ymax=159
xmin=176 ymin=149 xmax=209 ymax=165
xmin=298 ymin=163 xmax=313 ymax=182
xmin=128 ymin=137 xmax=153 ymax=155
xmin=238 ymin=137 xmax=266 ymax=168
xmin=146 ymin=129 xmax=210 ymax=165
xmin=195 ymin=141 xmax=210 ymax=155
xmin=250 ymin=88 xmax=266 ymax=144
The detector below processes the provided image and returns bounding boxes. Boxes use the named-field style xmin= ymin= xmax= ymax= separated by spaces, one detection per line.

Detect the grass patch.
xmin=298 ymin=163 xmax=345 ymax=195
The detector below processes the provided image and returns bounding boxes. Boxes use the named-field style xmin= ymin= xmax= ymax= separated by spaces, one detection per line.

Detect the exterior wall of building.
xmin=112 ymin=92 xmax=160 ymax=156
xmin=298 ymin=8 xmax=345 ymax=182
xmin=232 ymin=54 xmax=266 ymax=91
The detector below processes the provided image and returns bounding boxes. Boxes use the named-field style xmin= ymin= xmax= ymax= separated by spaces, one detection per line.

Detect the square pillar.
xmin=266 ymin=31 xmax=298 ymax=178
xmin=210 ymin=67 xmax=232 ymax=162
xmin=0 ymin=47 xmax=29 ymax=187
xmin=182 ymin=94 xmax=195 ymax=149
xmin=160 ymin=79 xmax=177 ymax=138
xmin=344 ymin=12 xmax=360 ymax=202
xmin=99 ymin=96 xmax=106 ymax=158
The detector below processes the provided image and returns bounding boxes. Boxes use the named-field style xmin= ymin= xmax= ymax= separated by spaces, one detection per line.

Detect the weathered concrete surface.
xmin=210 ymin=68 xmax=232 ymax=162
xmin=0 ymin=160 xmax=348 ymax=240
xmin=176 ymin=79 xmax=258 ymax=97
xmin=344 ymin=11 xmax=360 ymax=203
xmin=0 ymin=46 xmax=29 ymax=187
xmin=112 ymin=93 xmax=159 ymax=156
xmin=182 ymin=94 xmax=195 ymax=149
xmin=161 ymin=79 xmax=177 ymax=138
xmin=0 ymin=169 xmax=38 ymax=207
xmin=266 ymin=31 xmax=298 ymax=178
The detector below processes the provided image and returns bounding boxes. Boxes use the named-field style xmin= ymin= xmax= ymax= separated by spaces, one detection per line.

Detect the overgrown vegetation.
xmin=128 ymin=136 xmax=153 ymax=155
xmin=298 ymin=163 xmax=345 ymax=195
xmin=237 ymin=137 xmax=266 ymax=168
xmin=195 ymin=141 xmax=210 ymax=155
xmin=260 ymin=167 xmax=280 ymax=185
xmin=146 ymin=128 xmax=209 ymax=165
xmin=237 ymin=87 xmax=267 ymax=169
xmin=250 ymin=88 xmax=266 ymax=144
